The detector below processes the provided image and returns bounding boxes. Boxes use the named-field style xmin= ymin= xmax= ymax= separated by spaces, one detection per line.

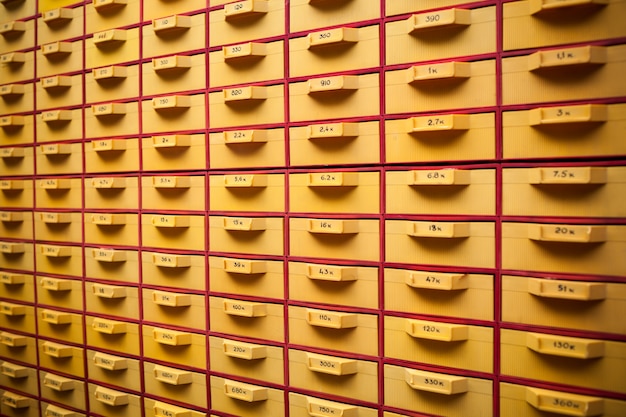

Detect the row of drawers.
xmin=3 ymin=0 xmax=625 ymax=54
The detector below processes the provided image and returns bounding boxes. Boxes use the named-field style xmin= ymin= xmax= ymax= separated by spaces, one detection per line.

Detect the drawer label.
xmin=0 ymin=272 xmax=26 ymax=284
xmin=92 ymin=318 xmax=126 ymax=334
xmin=1 ymin=362 xmax=28 ymax=378
xmin=93 ymin=352 xmax=127 ymax=370
xmin=222 ymin=340 xmax=267 ymax=360
xmin=153 ymin=328 xmax=192 ymax=346
xmin=153 ymin=402 xmax=193 ymax=417
xmin=526 ymin=333 xmax=605 ymax=359
xmin=404 ymin=369 xmax=468 ymax=395
xmin=153 ymin=366 xmax=192 ymax=385
xmin=223 ymin=380 xmax=268 ymax=402
xmin=223 ymin=300 xmax=267 ymax=317
xmin=0 ymin=332 xmax=27 ymax=346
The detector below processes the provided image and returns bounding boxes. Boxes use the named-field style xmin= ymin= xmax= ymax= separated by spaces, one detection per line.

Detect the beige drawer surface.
xmin=0 ymin=146 xmax=35 ymax=177
xmin=209 ymin=256 xmax=284 ymax=300
xmin=290 ymin=0 xmax=380 ymax=32
xmin=208 ymin=84 xmax=285 ymax=128
xmin=86 ymin=64 xmax=140 ymax=104
xmin=142 ymin=325 xmax=207 ymax=369
xmin=209 ymin=216 xmax=284 ymax=256
xmin=36 ymin=110 xmax=83 ymax=144
xmin=35 ymin=243 xmax=83 ymax=277
xmin=289 ymin=392 xmax=378 ymax=417
xmin=85 ymin=0 xmax=140 ymax=33
xmin=143 ymin=14 xmax=206 ymax=59
xmin=141 ymin=213 xmax=206 ymax=251
xmin=36 ymin=39 xmax=83 ymax=78
xmin=84 ymin=246 xmax=140 ymax=283
xmin=0 ymin=332 xmax=37 ymax=366
xmin=87 ymin=349 xmax=141 ymax=392
xmin=38 ymin=341 xmax=84 ymax=378
xmin=144 ymin=398 xmax=207 ymax=417
xmin=85 ymin=27 xmax=140 ymax=69
xmin=85 ymin=281 xmax=139 ymax=320
xmin=209 ymin=0 xmax=285 ymax=47
xmin=35 ymin=177 xmax=82 ymax=210
xmin=1 ymin=114 xmax=35 ymax=146
xmin=142 ymin=288 xmax=206 ymax=331
xmin=209 ymin=296 xmax=285 ymax=342
xmin=88 ymin=383 xmax=141 ymax=417
xmin=141 ymin=251 xmax=206 ymax=291
xmin=141 ymin=93 xmax=207 ymax=134
xmin=0 ymin=271 xmax=34 ymax=304
xmin=37 ymin=308 xmax=84 ymax=344
xmin=386 ymin=0 xmax=480 ymax=17
xmin=84 ymin=176 xmax=139 ymax=210
xmin=39 ymin=370 xmax=86 ymax=411
xmin=85 ymin=315 xmax=140 ymax=356
xmin=144 ymin=362 xmax=208 ymax=408
xmin=0 ymin=361 xmax=37 ymax=396
xmin=0 ymin=241 xmax=34 ymax=272
xmin=209 ymin=172 xmax=285 ymax=213
xmin=34 ymin=211 xmax=82 ymax=243
xmin=0 ymin=210 xmax=34 ymax=242
xmin=142 ymin=53 xmax=207 ymax=96
xmin=37 ymin=74 xmax=82 ymax=110
xmin=210 ymin=39 xmax=284 ymax=87
xmin=84 ymin=138 xmax=140 ymax=174
xmin=209 ymin=127 xmax=286 ymax=169
xmin=0 ymin=301 xmax=36 ymax=334
xmin=210 ymin=375 xmax=285 ymax=417
xmin=38 ymin=6 xmax=84 ymax=43
xmin=84 ymin=101 xmax=140 ymax=139
xmin=142 ymin=134 xmax=207 ymax=172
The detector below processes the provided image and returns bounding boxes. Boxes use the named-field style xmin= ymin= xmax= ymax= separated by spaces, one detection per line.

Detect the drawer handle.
xmin=528 ymin=278 xmax=606 ymax=301
xmin=45 ymin=404 xmax=82 ymax=417
xmin=153 ymin=365 xmax=192 ymax=385
xmin=223 ymin=258 xmax=267 ymax=274
xmin=91 ymin=139 xmax=126 ymax=151
xmin=41 ymin=110 xmax=73 ymax=123
xmin=223 ymin=217 xmax=266 ymax=231
xmin=307 ymin=27 xmax=359 ymax=49
xmin=0 ymin=84 xmax=25 ymax=97
xmin=0 ymin=331 xmax=27 ymax=347
xmin=152 ymin=291 xmax=191 ymax=307
xmin=90 ymin=213 xmax=126 ymax=225
xmin=153 ymin=15 xmax=192 ymax=34
xmin=93 ymin=29 xmax=127 ymax=45
xmin=91 ymin=177 xmax=126 ymax=189
xmin=306 ymin=352 xmax=358 ymax=376
xmin=93 ymin=65 xmax=127 ymax=80
xmin=528 ymin=167 xmax=607 ymax=185
xmin=224 ymin=174 xmax=267 ymax=188
xmin=41 ymin=277 xmax=72 ymax=291
xmin=92 ymin=283 xmax=127 ymax=299
xmin=0 ymin=147 xmax=25 ymax=158
xmin=152 ymin=95 xmax=191 ymax=110
xmin=152 ymin=55 xmax=192 ymax=72
xmin=223 ymin=86 xmax=267 ymax=102
xmin=307 ymin=219 xmax=359 ymax=234
xmin=529 ymin=0 xmax=608 ymax=15
xmin=224 ymin=0 xmax=269 ymax=19
xmin=41 ymin=75 xmax=72 ymax=90
xmin=409 ymin=8 xmax=471 ymax=33
xmin=526 ymin=333 xmax=605 ymax=359
xmin=92 ymin=248 xmax=127 ymax=263
xmin=42 ymin=7 xmax=74 ymax=24
xmin=407 ymin=222 xmax=470 ymax=238
xmin=223 ymin=42 xmax=267 ymax=60
xmin=223 ymin=300 xmax=267 ymax=317
xmin=153 ymin=328 xmax=192 ymax=346
xmin=306 ymin=308 xmax=357 ymax=329
xmin=152 ymin=176 xmax=191 ymax=189
xmin=307 ymin=172 xmax=358 ymax=187
xmin=525 ymin=387 xmax=605 ymax=416
xmin=0 ymin=242 xmax=24 ymax=253
xmin=223 ymin=129 xmax=268 ymax=144
xmin=307 ymin=122 xmax=359 ymax=139
xmin=528 ymin=224 xmax=606 ymax=243
xmin=410 ymin=62 xmax=471 ymax=82
xmin=0 ymin=180 xmax=24 ymax=190
xmin=405 ymin=319 xmax=469 ymax=342
xmin=94 ymin=386 xmax=129 ymax=406
xmin=42 ymin=41 xmax=72 ymax=56
xmin=92 ymin=102 xmax=127 ymax=117
xmin=308 ymin=75 xmax=359 ymax=93
xmin=0 ymin=52 xmax=26 ymax=64
xmin=410 ymin=169 xmax=471 ymax=186
xmin=0 ymin=361 xmax=28 ymax=378
xmin=529 ymin=104 xmax=607 ymax=126
xmin=152 ymin=253 xmax=191 ymax=268
xmin=92 ymin=318 xmax=127 ymax=334
xmin=93 ymin=352 xmax=128 ymax=370
xmin=529 ymin=46 xmax=606 ymax=71
xmin=404 ymin=368 xmax=468 ymax=395
xmin=93 ymin=0 xmax=127 ymax=12
xmin=40 ymin=212 xmax=71 ymax=223
xmin=151 ymin=215 xmax=190 ymax=228
xmin=40 ymin=244 xmax=72 ymax=257
xmin=223 ymin=340 xmax=267 ymax=360
xmin=406 ymin=271 xmax=469 ymax=290
xmin=306 ymin=264 xmax=357 ymax=282
xmin=0 ymin=302 xmax=26 ymax=316
xmin=42 ymin=341 xmax=74 ymax=358
xmin=43 ymin=373 xmax=75 ymax=392
xmin=306 ymin=397 xmax=358 ymax=417
xmin=153 ymin=402 xmax=193 ymax=417
xmin=152 ymin=134 xmax=191 ymax=148
xmin=223 ymin=379 xmax=268 ymax=402
xmin=40 ymin=309 xmax=72 ymax=324
xmin=2 ymin=391 xmax=30 ymax=409
xmin=0 ymin=20 xmax=25 ymax=35
xmin=0 ymin=272 xmax=26 ymax=284
xmin=39 ymin=178 xmax=71 ymax=190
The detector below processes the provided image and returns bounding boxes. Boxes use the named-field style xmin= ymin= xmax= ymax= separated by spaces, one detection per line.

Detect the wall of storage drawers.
xmin=1 ymin=0 xmax=625 ymax=416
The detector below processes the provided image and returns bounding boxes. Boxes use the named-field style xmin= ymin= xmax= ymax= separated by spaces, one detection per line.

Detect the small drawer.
xmin=209 ymin=127 xmax=285 ymax=169
xmin=503 ymin=165 xmax=626 ymax=218
xmin=503 ymin=275 xmax=626 ymax=336
xmin=289 ymin=25 xmax=379 ymax=78
xmin=35 ymin=177 xmax=82 ymax=209
xmin=501 ymin=329 xmax=626 ymax=395
xmin=37 ymin=276 xmax=83 ymax=310
xmin=208 ymin=84 xmax=285 ymax=128
xmin=85 ymin=0 xmax=140 ymax=34
xmin=289 ymin=217 xmax=380 ymax=262
xmin=386 ymin=7 xmax=496 ymax=66
xmin=0 ymin=241 xmax=34 ymax=272
xmin=35 ymin=244 xmax=83 ymax=277
xmin=144 ymin=399 xmax=207 ymax=417
xmin=37 ymin=308 xmax=84 ymax=345
xmin=210 ymin=376 xmax=284 ymax=417
xmin=289 ymin=121 xmax=380 ymax=167
xmin=142 ymin=175 xmax=206 ymax=211
xmin=142 ymin=289 xmax=206 ymax=331
xmin=141 ymin=251 xmax=206 ymax=291
xmin=0 ymin=82 xmax=34 ymax=114
xmin=37 ymin=74 xmax=83 ymax=110
xmin=0 ymin=301 xmax=35 ymax=334
xmin=385 ymin=316 xmax=493 ymax=373
xmin=142 ymin=134 xmax=207 ymax=172
xmin=209 ymin=216 xmax=284 ymax=256
xmin=88 ymin=384 xmax=141 ymax=417
xmin=500 ymin=382 xmax=626 ymax=417
xmin=0 ymin=51 xmax=34 ymax=84
xmin=502 ymin=223 xmax=626 ymax=277
xmin=42 ymin=402 xmax=86 ymax=417
xmin=289 ymin=74 xmax=379 ymax=122
xmin=143 ymin=13 xmax=206 ymax=59
xmin=0 ymin=146 xmax=34 ymax=176
xmin=36 ymin=142 xmax=82 ymax=175
xmin=502 ymin=44 xmax=626 ymax=105
xmin=290 ymin=0 xmax=380 ymax=33
xmin=0 ymin=20 xmax=34 ymax=54
xmin=36 ymin=40 xmax=83 ymax=78
xmin=387 ymin=168 xmax=496 ymax=216
xmin=386 ymin=60 xmax=497 ymax=114
xmin=209 ymin=172 xmax=285 ymax=213
xmin=0 ymin=271 xmax=34 ymax=304
xmin=503 ymin=103 xmax=626 ymax=160
xmin=289 ymin=349 xmax=378 ymax=403
xmin=144 ymin=362 xmax=208 ymax=408
xmin=38 ymin=6 xmax=84 ymax=43
xmin=84 ymin=213 xmax=140 ymax=247
xmin=386 ymin=220 xmax=496 ymax=269
xmin=35 ymin=109 xmax=83 ymax=143
xmin=85 ymin=281 xmax=139 ymax=320
xmin=142 ymin=53 xmax=206 ymax=96
xmin=144 ymin=0 xmax=206 ymax=21
xmin=85 ymin=27 xmax=139 ymax=69
xmin=0 ymin=332 xmax=37 ymax=366
xmin=141 ymin=213 xmax=206 ymax=251
xmin=503 ymin=0 xmax=626 ymax=51
xmin=0 ymin=0 xmax=36 ymax=20
xmin=84 ymin=176 xmax=139 ymax=210
xmin=84 ymin=101 xmax=140 ymax=139
xmin=0 ymin=361 xmax=37 ymax=397
xmin=209 ymin=296 xmax=284 ymax=342
xmin=288 ymin=306 xmax=378 ymax=356
xmin=289 ymin=261 xmax=378 ymax=310
xmin=384 ymin=364 xmax=493 ymax=417
xmin=85 ymin=315 xmax=140 ymax=356
xmin=85 ymin=138 xmax=140 ymax=173
xmin=210 ymin=39 xmax=284 ymax=88
xmin=141 ymin=93 xmax=207 ymax=134
xmin=86 ymin=244 xmax=140 ymax=279
xmin=209 ymin=256 xmax=284 ymax=300
xmin=289 ymin=171 xmax=380 ymax=214
xmin=0 ymin=179 xmax=33 ymax=208
xmin=0 ymin=390 xmax=38 ymax=417
xmin=38 ymin=341 xmax=85 ymax=378
xmin=209 ymin=336 xmax=284 ymax=385
xmin=387 ymin=0 xmax=492 ymax=17
xmin=1 ymin=114 xmax=34 ymax=146
xmin=385 ymin=268 xmax=494 ymax=321
xmin=289 ymin=393 xmax=378 ymax=417
xmin=86 ymin=64 xmax=140 ymax=103
xmin=209 ymin=0 xmax=286 ymax=47
xmin=40 ymin=372 xmax=86 ymax=409
xmin=0 ymin=210 xmax=33 ymax=240
xmin=142 ymin=325 xmax=207 ymax=369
